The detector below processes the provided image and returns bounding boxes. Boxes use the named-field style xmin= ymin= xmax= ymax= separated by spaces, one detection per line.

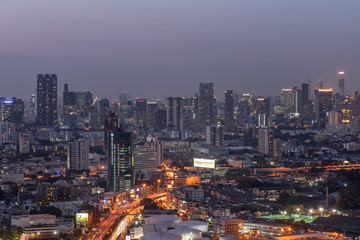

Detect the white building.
xmin=67 ymin=139 xmax=89 ymax=171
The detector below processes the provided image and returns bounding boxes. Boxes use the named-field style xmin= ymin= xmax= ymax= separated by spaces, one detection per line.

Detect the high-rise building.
xmin=134 ymin=99 xmax=147 ymax=127
xmin=258 ymin=128 xmax=274 ymax=156
xmin=206 ymin=124 xmax=224 ymax=147
xmin=19 ymin=133 xmax=30 ymax=153
xmin=224 ymin=90 xmax=235 ymax=131
xmin=155 ymin=109 xmax=167 ymax=132
xmin=0 ymin=98 xmax=24 ymax=126
xmin=315 ymin=88 xmax=333 ymax=128
xmin=134 ymin=147 xmax=157 ymax=180
xmin=76 ymin=91 xmax=93 ymax=119
xmin=255 ymin=97 xmax=270 ymax=126
xmin=338 ymin=71 xmax=345 ymax=97
xmin=280 ymin=89 xmax=295 ymax=115
xmin=67 ymin=139 xmax=89 ymax=171
xmin=198 ymin=83 xmax=216 ymax=128
xmin=107 ymin=128 xmax=134 ymax=192
xmin=37 ymin=74 xmax=57 ymax=126
xmin=301 ymin=83 xmax=313 ymax=121
xmin=167 ymin=97 xmax=183 ymax=130
xmin=147 ymin=101 xmax=158 ymax=129
xmin=99 ymin=98 xmax=110 ymax=127
xmin=104 ymin=112 xmax=119 ymax=154
xmin=63 ymin=84 xmax=77 ymax=106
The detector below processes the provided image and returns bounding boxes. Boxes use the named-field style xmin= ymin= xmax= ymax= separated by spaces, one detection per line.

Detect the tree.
xmin=140 ymin=198 xmax=159 ymax=210
xmin=278 ymin=191 xmax=290 ymax=205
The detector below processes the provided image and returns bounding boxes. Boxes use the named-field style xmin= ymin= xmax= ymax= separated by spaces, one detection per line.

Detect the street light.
xmin=319 ymin=207 xmax=324 ymax=216
xmin=309 ymin=209 xmax=313 ymax=214
xmin=157 ymin=179 xmax=161 ymax=192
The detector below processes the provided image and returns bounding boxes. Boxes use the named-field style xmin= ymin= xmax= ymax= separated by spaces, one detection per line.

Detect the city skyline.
xmin=0 ymin=0 xmax=359 ymax=99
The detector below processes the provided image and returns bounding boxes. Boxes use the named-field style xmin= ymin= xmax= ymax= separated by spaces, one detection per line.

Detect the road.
xmin=85 ymin=192 xmax=167 ymax=240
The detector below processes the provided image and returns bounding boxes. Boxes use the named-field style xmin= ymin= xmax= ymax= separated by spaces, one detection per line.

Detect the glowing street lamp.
xmin=319 ymin=207 xmax=324 ymax=216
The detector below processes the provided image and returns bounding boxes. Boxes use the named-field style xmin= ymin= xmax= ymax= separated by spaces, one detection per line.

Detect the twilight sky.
xmin=0 ymin=0 xmax=359 ymax=100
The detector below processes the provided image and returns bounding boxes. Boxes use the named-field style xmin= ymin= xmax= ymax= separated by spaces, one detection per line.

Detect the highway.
xmin=85 ymin=192 xmax=167 ymax=240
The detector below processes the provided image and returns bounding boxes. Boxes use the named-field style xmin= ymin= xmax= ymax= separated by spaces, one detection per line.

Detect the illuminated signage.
xmin=318 ymin=88 xmax=333 ymax=92
xmin=194 ymin=158 xmax=216 ymax=169
xmin=3 ymin=100 xmax=13 ymax=104
xmin=339 ymin=71 xmax=345 ymax=75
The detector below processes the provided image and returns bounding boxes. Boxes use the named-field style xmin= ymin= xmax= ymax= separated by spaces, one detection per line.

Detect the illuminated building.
xmin=134 ymin=146 xmax=157 ymax=180
xmin=315 ymin=88 xmax=333 ymax=128
xmin=103 ymin=112 xmax=119 ymax=154
xmin=19 ymin=132 xmax=30 ymax=153
xmin=76 ymin=91 xmax=93 ymax=119
xmin=37 ymin=74 xmax=57 ymax=126
xmin=167 ymin=97 xmax=183 ymax=130
xmin=213 ymin=217 xmax=242 ymax=235
xmin=338 ymin=71 xmax=345 ymax=97
xmin=1 ymin=121 xmax=16 ymax=144
xmin=67 ymin=139 xmax=89 ymax=171
xmin=107 ymin=128 xmax=134 ymax=192
xmin=258 ymin=128 xmax=274 ymax=155
xmin=224 ymin=90 xmax=235 ymax=131
xmin=198 ymin=83 xmax=216 ymax=128
xmin=280 ymin=89 xmax=295 ymax=115
xmin=63 ymin=84 xmax=77 ymax=129
xmin=256 ymin=97 xmax=270 ymax=126
xmin=206 ymin=124 xmax=224 ymax=147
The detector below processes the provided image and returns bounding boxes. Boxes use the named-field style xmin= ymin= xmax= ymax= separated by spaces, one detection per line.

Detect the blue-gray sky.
xmin=0 ymin=0 xmax=359 ymax=100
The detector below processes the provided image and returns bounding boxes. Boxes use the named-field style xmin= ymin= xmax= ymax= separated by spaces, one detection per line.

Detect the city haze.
xmin=0 ymin=0 xmax=359 ymax=99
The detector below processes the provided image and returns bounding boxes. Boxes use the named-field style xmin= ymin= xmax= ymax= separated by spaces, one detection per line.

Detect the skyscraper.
xmin=167 ymin=97 xmax=183 ymax=130
xmin=63 ymin=84 xmax=77 ymax=129
xmin=224 ymin=90 xmax=234 ymax=131
xmin=258 ymin=128 xmax=274 ymax=156
xmin=338 ymin=71 xmax=345 ymax=97
xmin=37 ymin=74 xmax=57 ymax=126
xmin=206 ymin=124 xmax=224 ymax=147
xmin=107 ymin=128 xmax=134 ymax=192
xmin=315 ymin=88 xmax=333 ymax=128
xmin=67 ymin=139 xmax=89 ymax=171
xmin=104 ymin=112 xmax=119 ymax=154
xmin=198 ymin=83 xmax=216 ymax=128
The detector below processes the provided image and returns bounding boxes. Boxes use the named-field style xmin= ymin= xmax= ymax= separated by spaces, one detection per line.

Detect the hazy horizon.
xmin=1 ymin=0 xmax=359 ymax=100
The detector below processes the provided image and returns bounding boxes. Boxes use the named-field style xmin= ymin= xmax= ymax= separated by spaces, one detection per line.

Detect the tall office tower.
xmin=301 ymin=83 xmax=312 ymax=121
xmin=237 ymin=94 xmax=251 ymax=128
xmin=224 ymin=90 xmax=235 ymax=131
xmin=258 ymin=128 xmax=274 ymax=155
xmin=206 ymin=124 xmax=224 ymax=147
xmin=314 ymin=88 xmax=333 ymax=128
xmin=198 ymin=83 xmax=216 ymax=128
xmin=67 ymin=139 xmax=89 ymax=171
xmin=99 ymin=98 xmax=110 ymax=127
xmin=1 ymin=99 xmax=14 ymax=124
xmin=104 ymin=112 xmax=119 ymax=154
xmin=19 ymin=132 xmax=30 ymax=153
xmin=134 ymin=99 xmax=147 ymax=127
xmin=63 ymin=84 xmax=77 ymax=105
xmin=76 ymin=91 xmax=93 ymax=118
xmin=107 ymin=128 xmax=134 ymax=192
xmin=280 ymin=89 xmax=295 ymax=115
xmin=147 ymin=101 xmax=158 ymax=129
xmin=63 ymin=84 xmax=77 ymax=129
xmin=293 ymin=87 xmax=302 ymax=117
xmin=89 ymin=106 xmax=100 ymax=129
xmin=155 ymin=109 xmax=167 ymax=132
xmin=338 ymin=71 xmax=345 ymax=97
xmin=167 ymin=97 xmax=183 ymax=130
xmin=134 ymin=146 xmax=157 ymax=180
xmin=36 ymin=74 xmax=57 ymax=126
xmin=301 ymin=83 xmax=309 ymax=104
xmin=255 ymin=97 xmax=270 ymax=126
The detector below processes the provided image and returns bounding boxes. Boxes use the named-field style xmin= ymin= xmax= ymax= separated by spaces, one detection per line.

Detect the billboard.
xmin=76 ymin=213 xmax=89 ymax=229
xmin=194 ymin=158 xmax=215 ymax=169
